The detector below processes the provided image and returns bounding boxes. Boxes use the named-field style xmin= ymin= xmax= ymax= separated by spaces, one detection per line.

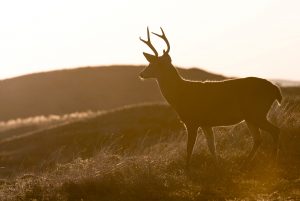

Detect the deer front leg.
xmin=186 ymin=125 xmax=198 ymax=168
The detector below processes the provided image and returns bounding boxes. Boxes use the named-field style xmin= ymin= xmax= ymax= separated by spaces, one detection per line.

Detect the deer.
xmin=139 ymin=27 xmax=281 ymax=169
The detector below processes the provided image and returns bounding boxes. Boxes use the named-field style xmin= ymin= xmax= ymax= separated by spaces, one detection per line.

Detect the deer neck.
xmin=156 ymin=66 xmax=183 ymax=105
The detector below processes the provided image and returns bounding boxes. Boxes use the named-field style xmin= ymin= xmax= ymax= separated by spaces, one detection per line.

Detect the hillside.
xmin=0 ymin=100 xmax=299 ymax=200
xmin=0 ymin=65 xmax=226 ymax=121
xmin=0 ymin=104 xmax=182 ymax=176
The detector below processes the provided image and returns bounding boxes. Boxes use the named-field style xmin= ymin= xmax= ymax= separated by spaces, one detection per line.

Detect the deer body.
xmin=157 ymin=74 xmax=280 ymax=127
xmin=139 ymin=27 xmax=281 ymax=168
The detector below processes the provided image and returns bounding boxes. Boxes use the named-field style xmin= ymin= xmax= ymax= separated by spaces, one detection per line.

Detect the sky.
xmin=0 ymin=0 xmax=299 ymax=80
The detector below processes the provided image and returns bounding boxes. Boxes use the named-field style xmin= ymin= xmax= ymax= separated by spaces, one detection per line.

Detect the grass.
xmin=0 ymin=99 xmax=299 ymax=201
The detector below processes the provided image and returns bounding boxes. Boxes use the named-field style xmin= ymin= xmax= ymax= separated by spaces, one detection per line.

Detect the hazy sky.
xmin=0 ymin=0 xmax=299 ymax=80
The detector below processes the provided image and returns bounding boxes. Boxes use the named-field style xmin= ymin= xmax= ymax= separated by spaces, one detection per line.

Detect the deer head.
xmin=139 ymin=27 xmax=172 ymax=79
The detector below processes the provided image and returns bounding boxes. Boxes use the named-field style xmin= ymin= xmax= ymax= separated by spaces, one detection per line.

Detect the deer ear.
xmin=143 ymin=52 xmax=156 ymax=63
xmin=162 ymin=52 xmax=172 ymax=63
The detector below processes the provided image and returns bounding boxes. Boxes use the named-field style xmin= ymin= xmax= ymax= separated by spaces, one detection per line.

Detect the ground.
xmin=0 ymin=98 xmax=299 ymax=201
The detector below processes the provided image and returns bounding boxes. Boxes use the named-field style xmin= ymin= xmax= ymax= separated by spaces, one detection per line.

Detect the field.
xmin=0 ymin=97 xmax=299 ymax=201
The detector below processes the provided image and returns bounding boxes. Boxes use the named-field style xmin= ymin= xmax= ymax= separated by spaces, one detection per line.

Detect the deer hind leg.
xmin=186 ymin=125 xmax=198 ymax=168
xmin=256 ymin=118 xmax=280 ymax=159
xmin=202 ymin=127 xmax=218 ymax=163
xmin=242 ymin=121 xmax=262 ymax=168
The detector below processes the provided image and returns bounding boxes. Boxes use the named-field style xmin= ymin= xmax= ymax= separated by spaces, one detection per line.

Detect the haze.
xmin=0 ymin=0 xmax=299 ymax=80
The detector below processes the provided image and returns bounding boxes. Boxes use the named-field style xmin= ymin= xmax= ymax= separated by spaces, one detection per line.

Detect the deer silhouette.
xmin=139 ymin=27 xmax=281 ymax=168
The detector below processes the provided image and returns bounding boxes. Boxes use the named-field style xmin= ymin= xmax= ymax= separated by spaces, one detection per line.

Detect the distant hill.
xmin=1 ymin=65 xmax=299 ymax=121
xmin=273 ymin=79 xmax=300 ymax=87
xmin=0 ymin=65 xmax=225 ymax=121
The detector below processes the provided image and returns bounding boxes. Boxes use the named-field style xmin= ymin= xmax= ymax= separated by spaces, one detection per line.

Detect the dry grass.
xmin=0 ymin=99 xmax=299 ymax=201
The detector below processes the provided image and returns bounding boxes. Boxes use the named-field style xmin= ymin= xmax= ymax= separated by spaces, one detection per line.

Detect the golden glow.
xmin=0 ymin=0 xmax=299 ymax=80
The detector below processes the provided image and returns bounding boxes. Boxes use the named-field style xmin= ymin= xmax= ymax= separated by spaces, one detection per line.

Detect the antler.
xmin=152 ymin=27 xmax=170 ymax=54
xmin=140 ymin=27 xmax=158 ymax=57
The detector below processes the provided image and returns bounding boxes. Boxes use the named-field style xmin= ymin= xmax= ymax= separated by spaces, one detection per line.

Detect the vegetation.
xmin=0 ymin=97 xmax=299 ymax=200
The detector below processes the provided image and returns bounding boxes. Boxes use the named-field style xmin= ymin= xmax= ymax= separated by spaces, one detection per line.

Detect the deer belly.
xmin=205 ymin=103 xmax=244 ymax=126
xmin=177 ymin=104 xmax=244 ymax=126
xmin=204 ymin=111 xmax=243 ymax=126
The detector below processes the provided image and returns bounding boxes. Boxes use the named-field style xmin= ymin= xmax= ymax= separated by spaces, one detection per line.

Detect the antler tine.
xmin=152 ymin=27 xmax=170 ymax=54
xmin=140 ymin=27 xmax=158 ymax=57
